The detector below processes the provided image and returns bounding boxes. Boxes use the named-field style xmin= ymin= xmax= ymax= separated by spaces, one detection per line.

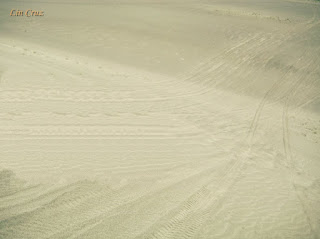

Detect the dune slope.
xmin=0 ymin=0 xmax=320 ymax=238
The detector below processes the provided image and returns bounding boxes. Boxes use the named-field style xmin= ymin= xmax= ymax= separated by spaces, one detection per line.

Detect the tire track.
xmin=247 ymin=17 xmax=320 ymax=143
xmin=1 ymin=3 xmax=319 ymax=239
xmin=176 ymin=5 xmax=319 ymax=96
xmin=135 ymin=15 xmax=320 ymax=239
xmin=282 ymin=46 xmax=320 ymax=239
xmin=47 ymin=166 xmax=220 ymax=239
xmin=136 ymin=152 xmax=246 ymax=239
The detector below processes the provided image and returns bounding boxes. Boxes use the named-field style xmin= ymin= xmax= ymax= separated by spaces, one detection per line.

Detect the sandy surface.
xmin=0 ymin=0 xmax=320 ymax=238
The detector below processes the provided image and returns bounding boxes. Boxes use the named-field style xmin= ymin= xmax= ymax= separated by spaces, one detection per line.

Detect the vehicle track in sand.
xmin=281 ymin=44 xmax=320 ymax=239
xmin=0 ymin=15 xmax=315 ymax=106
xmin=178 ymin=4 xmax=319 ymax=91
xmin=1 ymin=2 xmax=319 ymax=239
xmin=247 ymin=15 xmax=320 ymax=142
xmin=134 ymin=12 xmax=320 ymax=239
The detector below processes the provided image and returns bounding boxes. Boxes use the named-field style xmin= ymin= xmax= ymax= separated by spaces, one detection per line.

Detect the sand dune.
xmin=0 ymin=0 xmax=319 ymax=238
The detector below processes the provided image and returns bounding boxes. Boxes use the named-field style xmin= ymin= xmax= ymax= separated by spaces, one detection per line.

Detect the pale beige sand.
xmin=0 ymin=0 xmax=320 ymax=238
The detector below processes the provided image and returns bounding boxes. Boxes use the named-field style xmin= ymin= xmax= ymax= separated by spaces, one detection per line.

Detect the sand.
xmin=0 ymin=0 xmax=320 ymax=238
